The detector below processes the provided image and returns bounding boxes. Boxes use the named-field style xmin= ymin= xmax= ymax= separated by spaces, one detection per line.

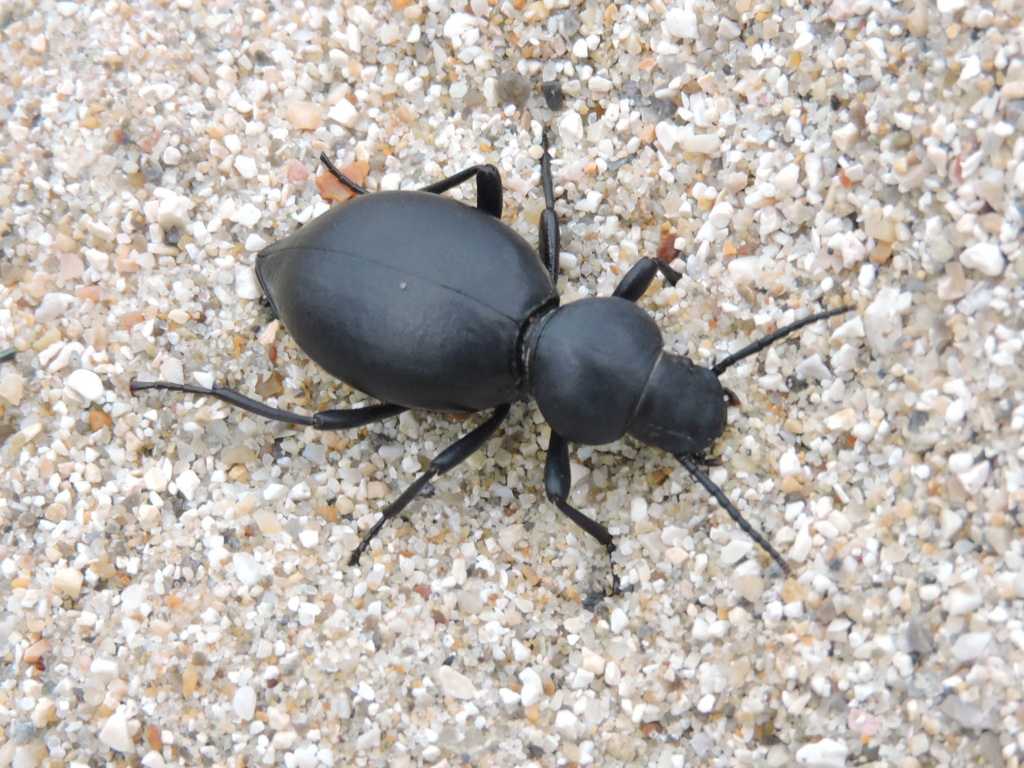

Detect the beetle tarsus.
xmin=676 ymin=453 xmax=792 ymax=576
xmin=538 ymin=132 xmax=560 ymax=280
xmin=319 ymin=152 xmax=370 ymax=196
xmin=348 ymin=404 xmax=511 ymax=565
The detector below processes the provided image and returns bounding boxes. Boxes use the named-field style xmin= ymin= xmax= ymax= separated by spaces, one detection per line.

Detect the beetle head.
xmin=627 ymin=353 xmax=728 ymax=455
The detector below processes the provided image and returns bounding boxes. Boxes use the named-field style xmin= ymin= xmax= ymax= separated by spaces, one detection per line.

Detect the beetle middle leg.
xmin=544 ymin=431 xmax=620 ymax=594
xmin=348 ymin=403 xmax=512 ymax=566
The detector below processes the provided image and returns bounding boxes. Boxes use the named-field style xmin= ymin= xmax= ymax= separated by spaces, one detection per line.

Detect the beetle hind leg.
xmin=129 ymin=378 xmax=406 ymax=429
xmin=417 ymin=164 xmax=503 ymax=218
xmin=544 ymin=431 xmax=621 ymax=594
xmin=347 ymin=403 xmax=512 ymax=566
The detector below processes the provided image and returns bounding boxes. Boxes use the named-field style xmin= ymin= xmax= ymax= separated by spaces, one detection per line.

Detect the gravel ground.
xmin=2 ymin=1 xmax=1023 ymax=766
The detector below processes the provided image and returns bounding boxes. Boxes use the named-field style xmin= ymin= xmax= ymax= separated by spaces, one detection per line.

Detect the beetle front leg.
xmin=544 ymin=431 xmax=620 ymax=594
xmin=348 ymin=403 xmax=511 ymax=566
xmin=612 ymin=257 xmax=682 ymax=303
xmin=418 ymin=164 xmax=503 ymax=219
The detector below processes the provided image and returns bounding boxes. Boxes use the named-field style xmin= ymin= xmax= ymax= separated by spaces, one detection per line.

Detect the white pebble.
xmin=236 ymin=265 xmax=262 ymax=299
xmin=328 ymin=99 xmax=359 ymax=128
xmin=825 ymin=408 xmax=857 ymax=431
xmin=161 ymin=145 xmax=181 ymax=166
xmin=437 ymin=665 xmax=477 ymax=700
xmin=66 ymin=369 xmax=104 ymax=402
xmin=232 ymin=552 xmax=262 ymax=586
xmin=234 ymin=155 xmax=258 ymax=179
xmin=779 ymin=449 xmax=802 ymax=477
xmin=796 ymin=737 xmax=847 ymax=768
xmin=98 ymin=711 xmax=135 ymax=754
xmin=720 ymin=539 xmax=754 ymax=565
xmin=708 ymin=201 xmax=733 ymax=228
xmin=788 ymin=523 xmax=813 ymax=564
xmin=0 ymin=371 xmax=24 ymax=405
xmin=681 ymin=133 xmax=721 ymax=154
xmin=35 ymin=292 xmax=75 ymax=323
xmin=956 ymin=461 xmax=989 ymax=495
xmin=356 ymin=681 xmax=375 ymax=701
xmin=559 ymin=111 xmax=584 ymax=145
xmin=571 ymin=38 xmax=589 ymax=58
xmin=554 ymin=709 xmax=581 ymax=740
xmin=569 ymin=668 xmax=595 ymax=689
xmin=950 ymin=632 xmax=991 ymax=662
xmin=939 ymin=508 xmax=963 ymax=540
xmin=609 ymin=607 xmax=629 ymax=634
xmin=775 ymin=163 xmax=801 ymax=194
xmin=54 ymin=567 xmax=84 ymax=598
xmin=958 ymin=242 xmax=1004 ymax=277
xmin=442 ymin=12 xmax=477 ymax=45
xmin=263 ymin=483 xmax=288 ymax=502
xmin=518 ymin=668 xmax=543 ymax=707
xmin=299 ymin=528 xmax=319 ymax=548
xmin=233 ymin=685 xmax=257 ymax=720
xmin=354 ymin=727 xmax=380 ymax=752
xmin=91 ymin=657 xmax=120 ymax=683
xmin=832 ymin=123 xmax=859 ymax=153
xmin=728 ymin=256 xmax=762 ymax=286
xmin=174 ymin=469 xmax=201 ymax=501
xmin=157 ymin=192 xmax=192 ymax=230
xmin=945 ymin=586 xmax=982 ymax=616
xmin=946 ymin=451 xmax=974 ymax=474
xmin=232 ymin=202 xmax=262 ymax=228
xmin=630 ymin=497 xmax=648 ymax=523
xmin=696 ymin=694 xmax=716 ymax=713
xmin=143 ymin=466 xmax=168 ymax=493
xmin=580 ymin=647 xmax=606 ymax=675
xmin=664 ymin=8 xmax=697 ymax=39
xmin=498 ymin=688 xmax=520 ymax=706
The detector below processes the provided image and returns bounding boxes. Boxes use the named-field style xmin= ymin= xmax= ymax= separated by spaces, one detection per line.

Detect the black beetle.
xmin=132 ymin=136 xmax=852 ymax=590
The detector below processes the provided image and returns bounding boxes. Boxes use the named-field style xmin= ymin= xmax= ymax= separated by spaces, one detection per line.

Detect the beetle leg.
xmin=544 ymin=431 xmax=620 ymax=594
xmin=319 ymin=153 xmax=370 ymax=195
xmin=676 ymin=453 xmax=792 ymax=577
xmin=129 ymin=379 xmax=406 ymax=429
xmin=723 ymin=387 xmax=740 ymax=407
xmin=538 ymin=133 xmax=561 ymax=281
xmin=612 ymin=257 xmax=683 ymax=302
xmin=417 ymin=164 xmax=503 ymax=219
xmin=347 ymin=403 xmax=512 ymax=566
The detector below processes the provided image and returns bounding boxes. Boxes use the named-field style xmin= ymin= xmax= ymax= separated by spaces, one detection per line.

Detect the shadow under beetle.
xmin=132 ymin=135 xmax=852 ymax=592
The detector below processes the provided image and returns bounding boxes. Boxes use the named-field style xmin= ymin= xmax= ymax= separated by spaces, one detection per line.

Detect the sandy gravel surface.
xmin=2 ymin=1 xmax=1022 ymax=766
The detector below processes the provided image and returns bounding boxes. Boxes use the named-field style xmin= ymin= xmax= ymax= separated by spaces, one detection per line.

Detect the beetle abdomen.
xmin=256 ymin=191 xmax=557 ymax=412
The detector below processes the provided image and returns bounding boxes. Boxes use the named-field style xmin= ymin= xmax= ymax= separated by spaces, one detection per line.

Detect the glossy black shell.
xmin=255 ymin=191 xmax=559 ymax=412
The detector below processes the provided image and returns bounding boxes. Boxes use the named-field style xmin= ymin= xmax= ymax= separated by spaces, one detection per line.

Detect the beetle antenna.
xmin=711 ymin=305 xmax=853 ymax=376
xmin=676 ymin=453 xmax=792 ymax=576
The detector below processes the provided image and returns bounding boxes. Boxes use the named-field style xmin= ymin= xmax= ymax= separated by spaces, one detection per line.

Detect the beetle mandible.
xmin=132 ymin=135 xmax=852 ymax=591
